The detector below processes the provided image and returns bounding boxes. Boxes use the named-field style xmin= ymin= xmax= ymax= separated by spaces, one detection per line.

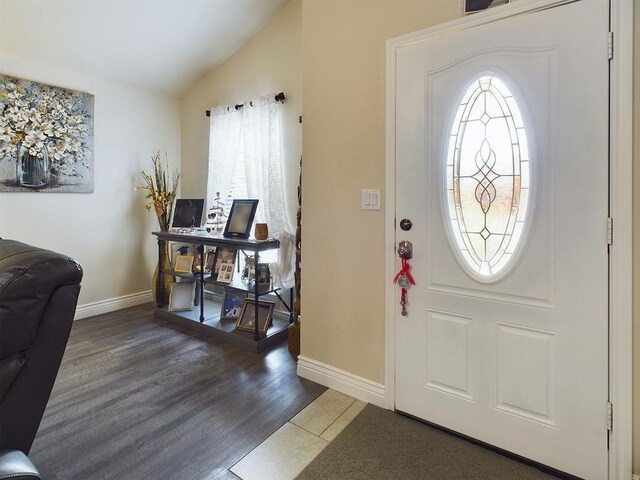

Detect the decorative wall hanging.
xmin=0 ymin=74 xmax=94 ymax=192
xmin=464 ymin=0 xmax=509 ymax=14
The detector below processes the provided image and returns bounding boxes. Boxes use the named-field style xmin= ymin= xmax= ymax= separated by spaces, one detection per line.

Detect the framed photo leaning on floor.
xmin=235 ymin=299 xmax=275 ymax=335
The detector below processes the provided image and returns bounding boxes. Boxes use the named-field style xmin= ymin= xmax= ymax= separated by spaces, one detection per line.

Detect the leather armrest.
xmin=0 ymin=450 xmax=41 ymax=479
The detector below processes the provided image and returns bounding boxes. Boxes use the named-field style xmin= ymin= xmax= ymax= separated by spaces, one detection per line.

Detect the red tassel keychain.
xmin=393 ymin=257 xmax=415 ymax=316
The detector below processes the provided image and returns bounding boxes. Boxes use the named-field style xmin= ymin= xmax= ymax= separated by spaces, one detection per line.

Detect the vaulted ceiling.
xmin=0 ymin=0 xmax=291 ymax=97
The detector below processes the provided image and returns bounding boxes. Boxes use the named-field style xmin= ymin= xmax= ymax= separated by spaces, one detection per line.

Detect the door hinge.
xmin=607 ymin=401 xmax=613 ymax=431
xmin=607 ymin=217 xmax=614 ymax=245
xmin=608 ymin=32 xmax=614 ymax=60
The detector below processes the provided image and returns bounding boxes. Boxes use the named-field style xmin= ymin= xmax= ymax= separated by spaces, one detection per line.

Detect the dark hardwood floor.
xmin=30 ymin=304 xmax=326 ymax=480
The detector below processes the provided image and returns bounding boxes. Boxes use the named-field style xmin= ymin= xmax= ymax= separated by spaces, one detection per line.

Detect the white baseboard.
xmin=632 ymin=474 xmax=638 ymax=480
xmin=74 ymin=290 xmax=152 ymax=320
xmin=297 ymin=355 xmax=386 ymax=408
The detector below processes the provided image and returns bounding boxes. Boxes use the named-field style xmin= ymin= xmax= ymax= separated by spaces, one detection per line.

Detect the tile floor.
xmin=230 ymin=389 xmax=367 ymax=480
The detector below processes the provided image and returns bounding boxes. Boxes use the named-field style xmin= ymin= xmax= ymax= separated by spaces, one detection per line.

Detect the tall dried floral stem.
xmin=135 ymin=151 xmax=180 ymax=231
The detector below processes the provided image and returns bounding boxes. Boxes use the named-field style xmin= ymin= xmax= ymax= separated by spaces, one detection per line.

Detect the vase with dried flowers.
xmin=135 ymin=151 xmax=180 ymax=304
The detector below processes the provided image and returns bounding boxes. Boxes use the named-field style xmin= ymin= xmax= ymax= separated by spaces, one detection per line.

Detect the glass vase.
xmin=17 ymin=143 xmax=50 ymax=188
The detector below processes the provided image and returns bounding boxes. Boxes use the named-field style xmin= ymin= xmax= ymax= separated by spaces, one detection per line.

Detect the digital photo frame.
xmin=223 ymin=199 xmax=259 ymax=239
xmin=171 ymin=199 xmax=205 ymax=228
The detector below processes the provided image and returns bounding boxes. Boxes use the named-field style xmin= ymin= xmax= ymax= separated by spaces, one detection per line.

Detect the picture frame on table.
xmin=193 ymin=247 xmax=213 ymax=273
xmin=256 ymin=263 xmax=270 ymax=285
xmin=171 ymin=198 xmax=205 ymax=228
xmin=220 ymin=289 xmax=247 ymax=320
xmin=173 ymin=254 xmax=194 ymax=273
xmin=223 ymin=199 xmax=259 ymax=239
xmin=216 ymin=263 xmax=234 ymax=284
xmin=170 ymin=243 xmax=193 ymax=265
xmin=213 ymin=247 xmax=237 ymax=278
xmin=235 ymin=299 xmax=275 ymax=335
xmin=204 ymin=250 xmax=216 ymax=273
xmin=168 ymin=282 xmax=196 ymax=312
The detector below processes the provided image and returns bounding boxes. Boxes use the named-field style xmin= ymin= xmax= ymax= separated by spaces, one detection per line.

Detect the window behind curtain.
xmin=208 ymin=99 xmax=290 ymax=268
xmin=225 ymin=144 xmax=247 ymax=217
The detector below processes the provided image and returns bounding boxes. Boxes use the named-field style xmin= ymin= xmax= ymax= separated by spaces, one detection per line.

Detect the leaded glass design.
xmin=445 ymin=74 xmax=530 ymax=278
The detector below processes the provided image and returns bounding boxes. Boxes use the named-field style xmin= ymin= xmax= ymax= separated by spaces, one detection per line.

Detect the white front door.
xmin=393 ymin=1 xmax=609 ymax=478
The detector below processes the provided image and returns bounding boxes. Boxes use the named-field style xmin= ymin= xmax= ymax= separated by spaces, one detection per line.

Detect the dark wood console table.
xmin=152 ymin=231 xmax=292 ymax=353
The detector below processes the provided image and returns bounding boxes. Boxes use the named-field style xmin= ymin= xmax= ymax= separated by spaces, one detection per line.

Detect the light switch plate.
xmin=361 ymin=189 xmax=381 ymax=210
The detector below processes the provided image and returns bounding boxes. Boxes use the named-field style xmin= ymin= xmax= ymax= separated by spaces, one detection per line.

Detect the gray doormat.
xmin=295 ymin=404 xmax=561 ymax=480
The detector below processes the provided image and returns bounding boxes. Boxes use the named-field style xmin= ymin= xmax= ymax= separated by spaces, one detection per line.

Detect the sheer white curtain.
xmin=206 ymin=95 xmax=295 ymax=288
xmin=206 ymin=106 xmax=242 ymax=206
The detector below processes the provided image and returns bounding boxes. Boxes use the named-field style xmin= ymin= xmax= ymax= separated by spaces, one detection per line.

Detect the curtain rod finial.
xmin=205 ymin=91 xmax=286 ymax=116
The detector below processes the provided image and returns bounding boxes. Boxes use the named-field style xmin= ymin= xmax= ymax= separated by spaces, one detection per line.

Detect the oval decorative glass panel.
xmin=445 ymin=74 xmax=531 ymax=278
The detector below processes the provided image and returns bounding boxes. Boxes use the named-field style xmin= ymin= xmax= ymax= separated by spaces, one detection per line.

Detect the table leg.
xmin=157 ymin=238 xmax=164 ymax=308
xmin=254 ymin=251 xmax=260 ymax=341
xmin=199 ymin=245 xmax=205 ymax=322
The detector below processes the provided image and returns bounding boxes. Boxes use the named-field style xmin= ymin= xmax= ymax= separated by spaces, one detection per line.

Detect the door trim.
xmin=607 ymin=0 xmax=634 ymax=478
xmin=383 ymin=1 xmax=634 ymax=478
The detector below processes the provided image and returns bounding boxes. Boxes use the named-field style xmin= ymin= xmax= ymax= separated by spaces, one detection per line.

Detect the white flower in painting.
xmin=23 ymin=128 xmax=46 ymax=154
xmin=7 ymin=91 xmax=23 ymax=102
xmin=0 ymin=125 xmax=12 ymax=143
xmin=76 ymin=122 xmax=88 ymax=134
xmin=5 ymin=106 xmax=20 ymax=123
xmin=50 ymin=139 xmax=69 ymax=160
xmin=43 ymin=122 xmax=66 ymax=138
xmin=68 ymin=139 xmax=81 ymax=153
xmin=26 ymin=108 xmax=42 ymax=123
xmin=50 ymin=104 xmax=67 ymax=121
xmin=25 ymin=127 xmax=45 ymax=142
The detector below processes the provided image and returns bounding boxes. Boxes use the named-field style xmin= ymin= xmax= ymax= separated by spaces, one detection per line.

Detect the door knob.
xmin=398 ymin=240 xmax=412 ymax=259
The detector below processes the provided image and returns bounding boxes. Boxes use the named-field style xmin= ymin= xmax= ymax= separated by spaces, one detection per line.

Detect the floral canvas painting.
xmin=0 ymin=74 xmax=94 ymax=192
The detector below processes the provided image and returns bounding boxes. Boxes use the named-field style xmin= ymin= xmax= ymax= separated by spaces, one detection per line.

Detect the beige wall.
xmin=180 ymin=0 xmax=302 ymax=220
xmin=301 ymin=0 xmax=460 ymax=385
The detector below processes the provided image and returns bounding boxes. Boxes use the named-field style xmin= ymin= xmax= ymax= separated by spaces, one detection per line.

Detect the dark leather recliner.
xmin=0 ymin=239 xmax=83 ymax=479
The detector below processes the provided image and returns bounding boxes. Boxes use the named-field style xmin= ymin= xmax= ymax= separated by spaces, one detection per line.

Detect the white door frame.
xmin=384 ymin=1 xmax=634 ymax=478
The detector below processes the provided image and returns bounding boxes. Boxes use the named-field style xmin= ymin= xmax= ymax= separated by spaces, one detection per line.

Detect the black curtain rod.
xmin=205 ymin=92 xmax=285 ymax=117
